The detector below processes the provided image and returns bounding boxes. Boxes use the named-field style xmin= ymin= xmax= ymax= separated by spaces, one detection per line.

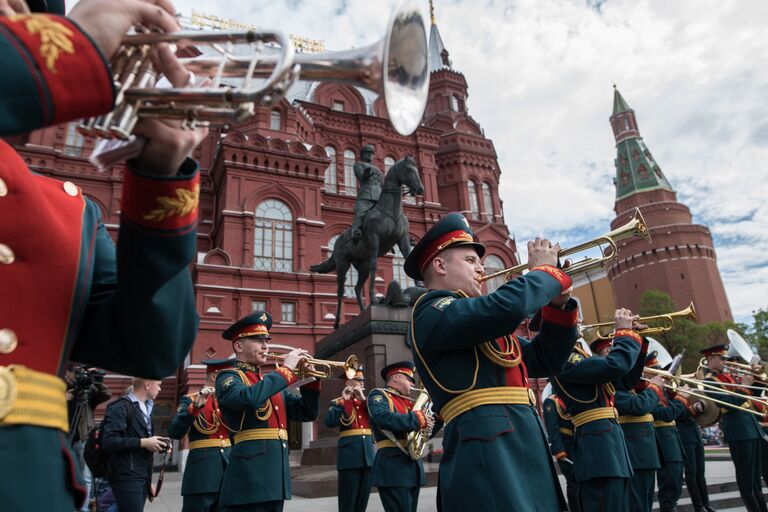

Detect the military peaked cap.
xmin=381 ymin=360 xmax=416 ymax=382
xmin=404 ymin=212 xmax=485 ymax=281
xmin=222 ymin=311 xmax=272 ymax=341
xmin=700 ymin=344 xmax=728 ymax=357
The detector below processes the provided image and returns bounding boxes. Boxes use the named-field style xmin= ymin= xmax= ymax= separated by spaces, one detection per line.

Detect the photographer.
xmin=66 ymin=365 xmax=112 ymax=512
xmin=101 ymin=378 xmax=170 ymax=512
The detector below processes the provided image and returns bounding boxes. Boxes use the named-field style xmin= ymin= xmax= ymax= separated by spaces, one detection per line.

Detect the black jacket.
xmin=101 ymin=396 xmax=154 ymax=483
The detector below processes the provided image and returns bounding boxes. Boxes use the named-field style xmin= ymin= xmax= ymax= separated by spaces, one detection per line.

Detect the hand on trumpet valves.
xmin=69 ymin=0 xmax=182 ymax=61
xmin=194 ymin=386 xmax=214 ymax=407
xmin=283 ymin=348 xmax=311 ymax=372
xmin=632 ymin=321 xmax=649 ymax=331
xmin=614 ymin=309 xmax=639 ymax=330
xmin=526 ymin=238 xmax=560 ymax=270
xmin=129 ymin=44 xmax=210 ymax=176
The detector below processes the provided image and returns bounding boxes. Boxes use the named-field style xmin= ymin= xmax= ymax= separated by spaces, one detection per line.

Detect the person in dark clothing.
xmin=66 ymin=365 xmax=113 ymax=512
xmin=101 ymin=379 xmax=170 ymax=512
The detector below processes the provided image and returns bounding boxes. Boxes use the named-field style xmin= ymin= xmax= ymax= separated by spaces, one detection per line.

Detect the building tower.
xmin=607 ymin=87 xmax=732 ymax=323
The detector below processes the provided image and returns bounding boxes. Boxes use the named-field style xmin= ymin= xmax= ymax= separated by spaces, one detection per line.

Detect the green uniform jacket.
xmin=675 ymin=405 xmax=702 ymax=445
xmin=542 ymin=394 xmax=575 ymax=458
xmin=168 ymin=395 xmax=231 ymax=496
xmin=410 ymin=268 xmax=577 ymax=511
xmin=0 ymin=14 xmax=199 ymax=512
xmin=651 ymin=398 xmax=686 ymax=463
xmin=614 ymin=388 xmax=662 ymax=470
xmin=215 ymin=363 xmax=320 ymax=506
xmin=324 ymin=399 xmax=375 ymax=470
xmin=367 ymin=387 xmax=425 ymax=488
xmin=704 ymin=371 xmax=762 ymax=442
xmin=553 ymin=333 xmax=643 ymax=482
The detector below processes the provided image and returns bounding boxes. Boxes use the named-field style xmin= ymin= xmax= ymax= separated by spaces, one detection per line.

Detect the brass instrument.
xmin=266 ymin=351 xmax=360 ymax=380
xmin=722 ymin=329 xmax=768 ymax=383
xmin=478 ymin=208 xmax=650 ymax=284
xmin=581 ymin=302 xmax=697 ymax=341
xmin=79 ymin=1 xmax=429 ymax=139
xmin=406 ymin=385 xmax=433 ymax=460
xmin=644 ymin=366 xmax=768 ymax=415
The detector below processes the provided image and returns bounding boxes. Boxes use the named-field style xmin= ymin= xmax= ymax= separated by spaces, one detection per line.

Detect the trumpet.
xmin=581 ymin=302 xmax=697 ymax=340
xmin=266 ymin=351 xmax=360 ymax=380
xmin=79 ymin=1 xmax=429 ymax=139
xmin=698 ymin=358 xmax=768 ymax=386
xmin=478 ymin=208 xmax=650 ymax=284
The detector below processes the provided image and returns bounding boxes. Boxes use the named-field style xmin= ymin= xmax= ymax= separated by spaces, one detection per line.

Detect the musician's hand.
xmin=742 ymin=373 xmax=755 ymax=387
xmin=632 ymin=322 xmax=649 ymax=331
xmin=353 ymin=388 xmax=366 ymax=401
xmin=614 ymin=308 xmax=638 ymax=330
xmin=194 ymin=387 xmax=211 ymax=408
xmin=527 ymin=238 xmax=559 ymax=270
xmin=141 ymin=436 xmax=169 ymax=453
xmin=675 ymin=388 xmax=690 ymax=400
xmin=692 ymin=401 xmax=705 ymax=414
xmin=0 ymin=0 xmax=30 ymax=16
xmin=549 ymin=287 xmax=572 ymax=309
xmin=69 ymin=0 xmax=181 ymax=61
xmin=341 ymin=387 xmax=353 ymax=401
xmin=130 ymin=44 xmax=209 ymax=176
xmin=650 ymin=376 xmax=665 ymax=389
xmin=283 ymin=349 xmax=310 ymax=372
xmin=425 ymin=415 xmax=435 ymax=429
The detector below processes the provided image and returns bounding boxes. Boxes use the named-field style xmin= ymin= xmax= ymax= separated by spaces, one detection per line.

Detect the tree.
xmin=743 ymin=307 xmax=768 ymax=360
xmin=635 ymin=290 xmax=736 ymax=371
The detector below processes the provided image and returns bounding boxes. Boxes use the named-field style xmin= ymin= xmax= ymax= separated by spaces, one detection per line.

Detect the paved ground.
xmin=146 ymin=459 xmax=743 ymax=512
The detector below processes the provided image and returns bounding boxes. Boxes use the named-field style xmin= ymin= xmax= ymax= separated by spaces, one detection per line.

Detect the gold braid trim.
xmin=339 ymin=404 xmax=356 ymax=427
xmin=479 ymin=335 xmax=523 ymax=369
xmin=12 ymin=15 xmax=74 ymax=73
xmin=143 ymin=185 xmax=200 ymax=222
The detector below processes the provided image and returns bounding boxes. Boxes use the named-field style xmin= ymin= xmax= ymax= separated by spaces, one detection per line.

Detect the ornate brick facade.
xmin=7 ymin=19 xmax=519 ymax=402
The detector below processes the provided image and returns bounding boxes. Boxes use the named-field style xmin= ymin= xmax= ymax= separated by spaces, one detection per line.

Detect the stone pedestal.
xmin=302 ymin=304 xmax=414 ymax=466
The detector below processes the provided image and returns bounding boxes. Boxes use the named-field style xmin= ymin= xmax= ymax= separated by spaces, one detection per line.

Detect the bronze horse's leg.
xmin=354 ymin=259 xmax=370 ymax=312
xmin=334 ymin=260 xmax=350 ymax=330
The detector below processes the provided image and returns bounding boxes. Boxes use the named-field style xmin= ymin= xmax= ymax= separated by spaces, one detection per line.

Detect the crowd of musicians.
xmin=1 ymin=0 xmax=765 ymax=511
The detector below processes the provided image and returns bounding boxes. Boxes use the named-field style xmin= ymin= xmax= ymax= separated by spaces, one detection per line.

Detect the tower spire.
xmin=610 ymin=87 xmax=674 ymax=199
xmin=429 ymin=0 xmax=436 ymax=25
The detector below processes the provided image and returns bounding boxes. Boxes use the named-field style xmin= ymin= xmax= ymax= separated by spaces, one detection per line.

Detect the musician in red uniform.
xmin=0 ymin=0 xmax=207 ymax=510
xmin=325 ymin=368 xmax=375 ymax=512
xmin=169 ymin=358 xmax=235 ymax=512
xmin=367 ymin=361 xmax=436 ymax=512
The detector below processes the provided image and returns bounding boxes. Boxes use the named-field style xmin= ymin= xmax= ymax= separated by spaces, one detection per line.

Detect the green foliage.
xmin=742 ymin=308 xmax=768 ymax=360
xmin=636 ymin=290 xmax=738 ymax=371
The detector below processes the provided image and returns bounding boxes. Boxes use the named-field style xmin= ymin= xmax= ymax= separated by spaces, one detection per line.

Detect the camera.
xmin=71 ymin=366 xmax=106 ymax=395
xmin=159 ymin=437 xmax=172 ymax=453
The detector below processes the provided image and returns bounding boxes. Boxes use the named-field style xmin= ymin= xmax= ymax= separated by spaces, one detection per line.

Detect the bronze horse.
xmin=310 ymin=156 xmax=424 ymax=329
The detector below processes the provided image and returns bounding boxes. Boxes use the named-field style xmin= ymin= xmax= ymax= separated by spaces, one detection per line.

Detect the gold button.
xmin=63 ymin=181 xmax=78 ymax=197
xmin=0 ymin=329 xmax=18 ymax=354
xmin=0 ymin=244 xmax=14 ymax=264
xmin=0 ymin=178 xmax=7 ymax=197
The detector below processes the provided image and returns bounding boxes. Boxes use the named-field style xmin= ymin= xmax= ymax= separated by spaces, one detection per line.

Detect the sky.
xmin=90 ymin=0 xmax=768 ymax=324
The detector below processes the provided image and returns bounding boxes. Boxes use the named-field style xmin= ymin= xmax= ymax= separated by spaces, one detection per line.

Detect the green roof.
xmin=612 ymin=86 xmax=632 ymax=115
xmin=614 ymin=137 xmax=675 ymax=199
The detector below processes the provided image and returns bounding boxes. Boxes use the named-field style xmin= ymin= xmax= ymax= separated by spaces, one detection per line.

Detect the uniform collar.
xmin=236 ymin=360 xmax=258 ymax=373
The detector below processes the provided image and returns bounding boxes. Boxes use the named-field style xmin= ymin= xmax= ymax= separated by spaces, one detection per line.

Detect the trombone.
xmin=644 ymin=366 xmax=768 ymax=411
xmin=478 ymin=208 xmax=650 ymax=284
xmin=266 ymin=351 xmax=360 ymax=380
xmin=698 ymin=359 xmax=768 ymax=386
xmin=581 ymin=302 xmax=697 ymax=341
xmin=79 ymin=2 xmax=429 ymax=139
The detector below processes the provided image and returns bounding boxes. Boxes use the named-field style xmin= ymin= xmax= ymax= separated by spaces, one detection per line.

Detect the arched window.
xmin=450 ymin=95 xmax=459 ymax=112
xmin=270 ymin=110 xmax=282 ymax=130
xmin=392 ymin=245 xmax=414 ymax=289
xmin=329 ymin=235 xmax=357 ymax=297
xmin=63 ymin=122 xmax=84 ymax=157
xmin=482 ymin=182 xmax=493 ymax=223
xmin=467 ymin=180 xmax=479 ymax=220
xmin=254 ymin=199 xmax=293 ymax=272
xmin=384 ymin=156 xmax=395 ymax=172
xmin=343 ymin=150 xmax=357 ymax=196
xmin=324 ymin=146 xmax=337 ymax=193
xmin=483 ymin=255 xmax=505 ymax=293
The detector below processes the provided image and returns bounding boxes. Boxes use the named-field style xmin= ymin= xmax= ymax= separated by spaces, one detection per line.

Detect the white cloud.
xmin=79 ymin=0 xmax=767 ymax=323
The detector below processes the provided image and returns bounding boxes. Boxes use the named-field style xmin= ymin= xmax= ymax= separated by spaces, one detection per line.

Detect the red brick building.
xmin=6 ymin=17 xmax=519 ymax=437
xmin=607 ymin=87 xmax=732 ymax=323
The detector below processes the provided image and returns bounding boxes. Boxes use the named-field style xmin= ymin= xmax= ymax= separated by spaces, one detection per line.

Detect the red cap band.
xmin=418 ymin=229 xmax=475 ymax=276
